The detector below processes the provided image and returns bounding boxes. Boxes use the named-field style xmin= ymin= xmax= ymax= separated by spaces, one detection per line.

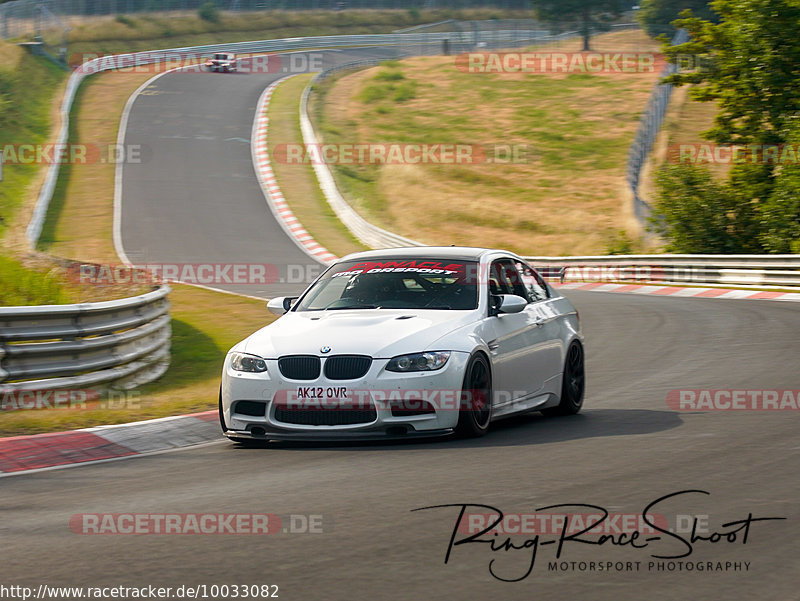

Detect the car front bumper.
xmin=221 ymin=351 xmax=471 ymax=440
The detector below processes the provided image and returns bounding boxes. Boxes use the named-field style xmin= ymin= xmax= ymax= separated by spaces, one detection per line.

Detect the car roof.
xmin=337 ymin=246 xmax=520 ymax=262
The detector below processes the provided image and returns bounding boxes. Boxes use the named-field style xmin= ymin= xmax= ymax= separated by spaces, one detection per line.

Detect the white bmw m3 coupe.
xmin=219 ymin=247 xmax=584 ymax=442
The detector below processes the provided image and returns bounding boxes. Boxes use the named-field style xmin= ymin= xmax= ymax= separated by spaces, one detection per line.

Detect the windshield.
xmin=295 ymin=259 xmax=479 ymax=311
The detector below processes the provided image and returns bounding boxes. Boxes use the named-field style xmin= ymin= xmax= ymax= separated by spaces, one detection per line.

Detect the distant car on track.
xmin=205 ymin=52 xmax=238 ymax=72
xmin=219 ymin=247 xmax=584 ymax=442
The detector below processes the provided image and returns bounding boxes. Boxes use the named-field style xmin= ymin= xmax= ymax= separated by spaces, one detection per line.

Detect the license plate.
xmin=295 ymin=386 xmax=350 ymax=401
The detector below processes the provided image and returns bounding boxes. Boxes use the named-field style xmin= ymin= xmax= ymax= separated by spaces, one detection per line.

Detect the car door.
xmin=515 ymin=260 xmax=564 ymax=389
xmin=478 ymin=258 xmax=547 ymax=405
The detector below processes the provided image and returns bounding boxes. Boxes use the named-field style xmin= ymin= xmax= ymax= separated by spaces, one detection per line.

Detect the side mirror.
xmin=267 ymin=296 xmax=297 ymax=315
xmin=493 ymin=294 xmax=527 ymax=315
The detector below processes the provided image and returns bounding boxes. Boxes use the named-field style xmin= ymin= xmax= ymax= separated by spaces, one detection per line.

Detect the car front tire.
xmin=456 ymin=353 xmax=493 ymax=437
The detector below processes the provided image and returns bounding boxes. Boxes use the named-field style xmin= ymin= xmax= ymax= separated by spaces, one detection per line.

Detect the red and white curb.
xmin=251 ymin=76 xmax=338 ymax=265
xmin=555 ymin=281 xmax=800 ymax=302
xmin=0 ymin=411 xmax=218 ymax=476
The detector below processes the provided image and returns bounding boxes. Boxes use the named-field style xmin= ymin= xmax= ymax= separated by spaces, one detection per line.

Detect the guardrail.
xmin=0 ymin=285 xmax=171 ymax=392
xmin=25 ymin=29 xmax=547 ymax=247
xmin=525 ymin=255 xmax=800 ymax=288
xmin=626 ymin=28 xmax=689 ymax=223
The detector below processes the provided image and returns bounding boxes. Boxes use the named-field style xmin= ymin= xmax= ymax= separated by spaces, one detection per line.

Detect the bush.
xmin=0 ymin=90 xmax=11 ymax=128
xmin=198 ymin=2 xmax=220 ymax=24
xmin=392 ymin=81 xmax=417 ymax=102
xmin=760 ymin=165 xmax=800 ymax=253
xmin=759 ymin=121 xmax=800 ymax=253
xmin=605 ymin=230 xmax=635 ymax=255
xmin=114 ymin=14 xmax=135 ymax=27
xmin=650 ymin=164 xmax=762 ymax=253
xmin=0 ymin=70 xmax=15 ymax=129
xmin=374 ymin=69 xmax=405 ymax=82
xmin=358 ymin=84 xmax=388 ymax=103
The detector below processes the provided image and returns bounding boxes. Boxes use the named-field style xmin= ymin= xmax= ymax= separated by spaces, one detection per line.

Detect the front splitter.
xmin=224 ymin=427 xmax=454 ymax=442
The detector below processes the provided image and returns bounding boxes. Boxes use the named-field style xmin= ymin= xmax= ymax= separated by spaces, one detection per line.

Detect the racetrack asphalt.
xmin=2 ymin=290 xmax=798 ymax=600
xmin=118 ymin=47 xmax=403 ymax=298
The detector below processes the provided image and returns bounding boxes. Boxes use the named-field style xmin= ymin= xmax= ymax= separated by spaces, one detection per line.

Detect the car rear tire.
xmin=542 ymin=341 xmax=584 ymax=416
xmin=456 ymin=353 xmax=493 ymax=437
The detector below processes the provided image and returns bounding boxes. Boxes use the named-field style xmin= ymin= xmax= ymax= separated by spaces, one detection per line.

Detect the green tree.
xmin=652 ymin=0 xmax=800 ymax=253
xmin=197 ymin=2 xmax=220 ymax=23
xmin=662 ymin=0 xmax=800 ymax=147
xmin=532 ymin=0 xmax=625 ymax=51
xmin=636 ymin=0 xmax=716 ymax=37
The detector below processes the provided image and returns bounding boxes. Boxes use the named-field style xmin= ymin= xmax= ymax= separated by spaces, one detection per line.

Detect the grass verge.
xmin=312 ymin=29 xmax=662 ymax=256
xmin=37 ymin=69 xmax=155 ymax=262
xmin=268 ymin=73 xmax=367 ymax=258
xmin=0 ymin=252 xmax=156 ymax=304
xmin=0 ymin=42 xmax=68 ymax=242
xmin=0 ymin=254 xmax=68 ymax=305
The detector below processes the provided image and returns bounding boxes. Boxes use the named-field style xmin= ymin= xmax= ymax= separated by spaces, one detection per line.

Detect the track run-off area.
xmin=3 ymin=48 xmax=799 ymax=601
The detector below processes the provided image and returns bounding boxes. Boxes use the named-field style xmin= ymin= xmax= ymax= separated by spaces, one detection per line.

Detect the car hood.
xmin=241 ymin=309 xmax=478 ymax=358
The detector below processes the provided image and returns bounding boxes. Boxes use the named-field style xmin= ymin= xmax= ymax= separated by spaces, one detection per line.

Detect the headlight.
xmin=230 ymin=352 xmax=268 ymax=373
xmin=386 ymin=351 xmax=451 ymax=372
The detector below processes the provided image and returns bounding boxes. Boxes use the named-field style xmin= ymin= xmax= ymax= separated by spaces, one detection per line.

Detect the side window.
xmin=516 ymin=261 xmax=549 ymax=302
xmin=490 ymin=260 xmax=529 ymax=299
xmin=489 ymin=260 xmax=515 ymax=296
